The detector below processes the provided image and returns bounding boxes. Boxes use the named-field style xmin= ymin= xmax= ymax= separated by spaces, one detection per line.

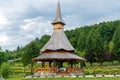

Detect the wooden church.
xmin=33 ymin=1 xmax=85 ymax=76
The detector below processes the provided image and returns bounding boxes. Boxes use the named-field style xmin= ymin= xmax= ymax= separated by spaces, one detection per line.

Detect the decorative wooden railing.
xmin=67 ymin=67 xmax=84 ymax=72
xmin=34 ymin=67 xmax=84 ymax=73
xmin=34 ymin=67 xmax=58 ymax=72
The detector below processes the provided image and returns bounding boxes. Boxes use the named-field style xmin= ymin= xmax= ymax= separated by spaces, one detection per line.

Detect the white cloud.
xmin=0 ymin=15 xmax=11 ymax=26
xmin=20 ymin=21 xmax=36 ymax=31
xmin=0 ymin=16 xmax=53 ymax=50
xmin=0 ymin=0 xmax=120 ymax=50
xmin=45 ymin=29 xmax=49 ymax=33
xmin=25 ymin=34 xmax=34 ymax=39
xmin=20 ymin=16 xmax=52 ymax=34
xmin=96 ymin=13 xmax=120 ymax=23
xmin=0 ymin=34 xmax=10 ymax=43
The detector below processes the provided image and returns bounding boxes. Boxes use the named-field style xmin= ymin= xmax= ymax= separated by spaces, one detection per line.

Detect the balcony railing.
xmin=34 ymin=67 xmax=58 ymax=72
xmin=34 ymin=67 xmax=84 ymax=73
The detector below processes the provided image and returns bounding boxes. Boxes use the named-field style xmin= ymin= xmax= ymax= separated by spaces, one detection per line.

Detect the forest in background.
xmin=0 ymin=20 xmax=120 ymax=67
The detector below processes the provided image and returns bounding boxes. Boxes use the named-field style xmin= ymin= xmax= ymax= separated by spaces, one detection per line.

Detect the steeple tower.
xmin=51 ymin=0 xmax=66 ymax=30
xmin=33 ymin=1 xmax=86 ymax=73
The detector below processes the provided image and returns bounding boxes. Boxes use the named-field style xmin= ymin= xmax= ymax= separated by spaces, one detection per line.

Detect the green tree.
xmin=39 ymin=35 xmax=50 ymax=49
xmin=112 ymin=26 xmax=120 ymax=63
xmin=21 ymin=41 xmax=40 ymax=74
xmin=0 ymin=63 xmax=12 ymax=78
xmin=85 ymin=26 xmax=97 ymax=66
xmin=70 ymin=37 xmax=77 ymax=48
xmin=0 ymin=52 xmax=7 ymax=66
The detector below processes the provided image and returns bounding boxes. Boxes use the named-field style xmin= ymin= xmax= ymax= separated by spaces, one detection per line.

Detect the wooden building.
xmin=33 ymin=1 xmax=86 ymax=76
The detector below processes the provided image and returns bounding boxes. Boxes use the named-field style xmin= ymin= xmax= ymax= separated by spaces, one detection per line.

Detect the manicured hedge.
xmin=84 ymin=67 xmax=120 ymax=75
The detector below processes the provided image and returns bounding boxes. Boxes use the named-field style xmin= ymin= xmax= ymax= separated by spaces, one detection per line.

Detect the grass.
xmin=11 ymin=61 xmax=120 ymax=74
xmin=5 ymin=61 xmax=120 ymax=80
xmin=23 ymin=77 xmax=120 ymax=80
xmin=6 ymin=76 xmax=120 ymax=80
xmin=85 ymin=61 xmax=119 ymax=67
xmin=5 ymin=75 xmax=24 ymax=80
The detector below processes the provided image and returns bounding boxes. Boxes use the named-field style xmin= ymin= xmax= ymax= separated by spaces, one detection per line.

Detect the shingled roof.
xmin=33 ymin=51 xmax=86 ymax=62
xmin=51 ymin=0 xmax=65 ymax=25
xmin=40 ymin=30 xmax=75 ymax=52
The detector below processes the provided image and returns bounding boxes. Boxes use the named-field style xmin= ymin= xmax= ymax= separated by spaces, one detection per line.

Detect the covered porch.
xmin=34 ymin=67 xmax=84 ymax=74
xmin=33 ymin=60 xmax=84 ymax=76
xmin=32 ymin=51 xmax=86 ymax=76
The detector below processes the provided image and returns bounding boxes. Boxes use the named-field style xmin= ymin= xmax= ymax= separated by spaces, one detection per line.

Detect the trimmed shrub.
xmin=0 ymin=63 xmax=12 ymax=78
xmin=84 ymin=71 xmax=89 ymax=75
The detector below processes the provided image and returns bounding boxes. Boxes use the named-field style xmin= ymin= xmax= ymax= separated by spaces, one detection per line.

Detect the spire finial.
xmin=51 ymin=0 xmax=66 ymax=25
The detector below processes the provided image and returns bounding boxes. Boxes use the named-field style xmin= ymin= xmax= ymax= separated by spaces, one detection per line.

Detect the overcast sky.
xmin=0 ymin=0 xmax=120 ymax=50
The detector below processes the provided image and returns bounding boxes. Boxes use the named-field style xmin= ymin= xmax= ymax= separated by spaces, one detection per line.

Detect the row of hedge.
xmin=84 ymin=67 xmax=120 ymax=75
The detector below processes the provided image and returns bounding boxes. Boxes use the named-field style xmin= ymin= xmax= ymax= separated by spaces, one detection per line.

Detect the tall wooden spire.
xmin=41 ymin=1 xmax=74 ymax=52
xmin=51 ymin=0 xmax=65 ymax=26
xmin=33 ymin=1 xmax=86 ymax=62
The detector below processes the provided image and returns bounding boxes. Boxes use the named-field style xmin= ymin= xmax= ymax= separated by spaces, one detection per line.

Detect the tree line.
xmin=65 ymin=20 xmax=120 ymax=66
xmin=0 ymin=20 xmax=120 ymax=68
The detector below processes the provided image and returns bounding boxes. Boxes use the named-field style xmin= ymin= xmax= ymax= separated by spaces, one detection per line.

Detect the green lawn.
xmin=5 ymin=75 xmax=120 ymax=80
xmin=23 ymin=77 xmax=120 ymax=80
xmin=6 ymin=77 xmax=120 ymax=80
xmin=5 ymin=75 xmax=23 ymax=80
xmin=5 ymin=61 xmax=120 ymax=80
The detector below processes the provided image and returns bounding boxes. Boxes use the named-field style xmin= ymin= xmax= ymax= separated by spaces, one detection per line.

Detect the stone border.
xmin=24 ymin=74 xmax=120 ymax=78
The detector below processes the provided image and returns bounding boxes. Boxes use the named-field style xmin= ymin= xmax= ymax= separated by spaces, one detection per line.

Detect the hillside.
xmin=1 ymin=20 xmax=120 ymax=66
